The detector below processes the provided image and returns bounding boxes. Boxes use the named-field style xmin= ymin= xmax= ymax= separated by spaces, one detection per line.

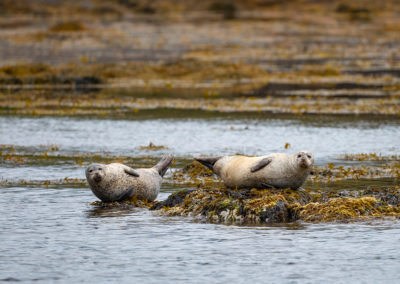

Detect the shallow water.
xmin=1 ymin=115 xmax=400 ymax=283
xmin=1 ymin=115 xmax=400 ymax=159
xmin=1 ymin=187 xmax=400 ymax=283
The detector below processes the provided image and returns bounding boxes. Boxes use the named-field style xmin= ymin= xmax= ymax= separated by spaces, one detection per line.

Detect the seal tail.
xmin=153 ymin=155 xmax=174 ymax=177
xmin=194 ymin=156 xmax=222 ymax=172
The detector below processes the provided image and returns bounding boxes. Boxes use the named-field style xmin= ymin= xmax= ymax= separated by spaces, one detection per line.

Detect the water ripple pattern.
xmin=1 ymin=187 xmax=400 ymax=283
xmin=1 ymin=116 xmax=399 ymax=160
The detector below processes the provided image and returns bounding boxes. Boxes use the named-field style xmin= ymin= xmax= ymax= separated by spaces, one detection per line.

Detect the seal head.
xmin=295 ymin=151 xmax=314 ymax=169
xmin=85 ymin=164 xmax=105 ymax=183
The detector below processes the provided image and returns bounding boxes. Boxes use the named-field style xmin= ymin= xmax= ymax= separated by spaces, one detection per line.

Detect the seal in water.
xmin=195 ymin=151 xmax=314 ymax=190
xmin=86 ymin=155 xmax=173 ymax=202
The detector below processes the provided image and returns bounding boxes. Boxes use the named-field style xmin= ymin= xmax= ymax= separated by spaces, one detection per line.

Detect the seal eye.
xmin=297 ymin=154 xmax=301 ymax=158
xmin=89 ymin=169 xmax=93 ymax=173
xmin=98 ymin=168 xmax=102 ymax=171
xmin=307 ymin=155 xmax=311 ymax=159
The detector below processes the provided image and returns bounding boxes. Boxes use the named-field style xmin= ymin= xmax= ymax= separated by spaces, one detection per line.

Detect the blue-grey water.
xmin=2 ymin=116 xmax=400 ymax=157
xmin=1 ymin=115 xmax=400 ymax=283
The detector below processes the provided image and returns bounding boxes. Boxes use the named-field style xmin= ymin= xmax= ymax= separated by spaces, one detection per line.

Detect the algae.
xmin=151 ymin=186 xmax=400 ymax=224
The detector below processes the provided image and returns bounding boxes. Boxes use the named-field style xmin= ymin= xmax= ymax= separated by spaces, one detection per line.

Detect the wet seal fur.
xmin=195 ymin=151 xmax=314 ymax=190
xmin=86 ymin=155 xmax=173 ymax=202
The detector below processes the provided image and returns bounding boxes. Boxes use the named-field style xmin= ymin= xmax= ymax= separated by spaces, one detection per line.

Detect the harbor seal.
xmin=195 ymin=151 xmax=314 ymax=190
xmin=85 ymin=155 xmax=173 ymax=202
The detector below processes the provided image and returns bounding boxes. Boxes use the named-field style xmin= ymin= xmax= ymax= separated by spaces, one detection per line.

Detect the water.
xmin=1 ymin=187 xmax=400 ymax=283
xmin=1 ymin=115 xmax=400 ymax=283
xmin=1 ymin=115 xmax=399 ymax=159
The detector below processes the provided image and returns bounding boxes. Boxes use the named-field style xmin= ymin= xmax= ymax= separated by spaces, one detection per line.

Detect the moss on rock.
xmin=149 ymin=186 xmax=400 ymax=224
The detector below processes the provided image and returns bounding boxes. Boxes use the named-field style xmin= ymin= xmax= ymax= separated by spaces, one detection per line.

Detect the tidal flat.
xmin=1 ymin=0 xmax=400 ymax=282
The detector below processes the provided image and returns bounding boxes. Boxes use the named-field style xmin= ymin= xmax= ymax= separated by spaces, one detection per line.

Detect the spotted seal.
xmin=195 ymin=151 xmax=314 ymax=190
xmin=86 ymin=155 xmax=173 ymax=202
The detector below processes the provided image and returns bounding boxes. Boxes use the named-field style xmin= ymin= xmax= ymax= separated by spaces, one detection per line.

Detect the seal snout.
xmin=299 ymin=158 xmax=310 ymax=168
xmin=93 ymin=173 xmax=102 ymax=182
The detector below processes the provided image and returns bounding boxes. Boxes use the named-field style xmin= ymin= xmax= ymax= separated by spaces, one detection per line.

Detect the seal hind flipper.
xmin=124 ymin=167 xmax=140 ymax=177
xmin=116 ymin=187 xmax=135 ymax=202
xmin=261 ymin=183 xmax=274 ymax=189
xmin=194 ymin=156 xmax=222 ymax=171
xmin=251 ymin=157 xmax=272 ymax=173
xmin=153 ymin=155 xmax=174 ymax=177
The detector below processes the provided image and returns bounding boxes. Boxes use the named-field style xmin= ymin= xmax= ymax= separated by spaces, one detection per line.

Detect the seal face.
xmin=296 ymin=151 xmax=313 ymax=169
xmin=195 ymin=151 xmax=314 ymax=190
xmin=86 ymin=164 xmax=105 ymax=183
xmin=85 ymin=155 xmax=173 ymax=202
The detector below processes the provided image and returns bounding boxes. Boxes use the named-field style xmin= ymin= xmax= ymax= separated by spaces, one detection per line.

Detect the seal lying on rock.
xmin=86 ymin=155 xmax=173 ymax=202
xmin=195 ymin=151 xmax=314 ymax=190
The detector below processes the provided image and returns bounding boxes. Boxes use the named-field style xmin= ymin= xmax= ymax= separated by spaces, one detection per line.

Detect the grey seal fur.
xmin=195 ymin=151 xmax=314 ymax=190
xmin=86 ymin=155 xmax=173 ymax=202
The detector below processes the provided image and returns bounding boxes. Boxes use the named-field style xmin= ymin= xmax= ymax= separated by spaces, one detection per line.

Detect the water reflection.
xmin=86 ymin=205 xmax=144 ymax=218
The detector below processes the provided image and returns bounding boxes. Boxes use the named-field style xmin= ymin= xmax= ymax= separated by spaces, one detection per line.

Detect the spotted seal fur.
xmin=195 ymin=151 xmax=314 ymax=190
xmin=86 ymin=155 xmax=173 ymax=202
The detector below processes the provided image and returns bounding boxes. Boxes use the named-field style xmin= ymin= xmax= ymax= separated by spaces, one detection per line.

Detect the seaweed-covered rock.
xmin=259 ymin=200 xmax=291 ymax=223
xmin=151 ymin=186 xmax=400 ymax=224
xmin=150 ymin=189 xmax=195 ymax=210
xmin=152 ymin=187 xmax=312 ymax=224
xmin=362 ymin=187 xmax=400 ymax=207
xmin=290 ymin=196 xmax=400 ymax=222
xmin=381 ymin=193 xmax=400 ymax=207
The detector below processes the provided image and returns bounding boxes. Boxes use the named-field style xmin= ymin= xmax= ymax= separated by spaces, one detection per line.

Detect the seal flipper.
xmin=153 ymin=155 xmax=174 ymax=177
xmin=116 ymin=187 xmax=135 ymax=202
xmin=124 ymin=167 xmax=140 ymax=177
xmin=194 ymin=156 xmax=222 ymax=172
xmin=250 ymin=157 xmax=272 ymax=173
xmin=261 ymin=183 xmax=274 ymax=189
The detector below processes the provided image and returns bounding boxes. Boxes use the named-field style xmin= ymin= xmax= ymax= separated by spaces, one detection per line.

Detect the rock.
xmin=259 ymin=200 xmax=291 ymax=223
xmin=380 ymin=193 xmax=400 ymax=207
xmin=150 ymin=189 xmax=195 ymax=210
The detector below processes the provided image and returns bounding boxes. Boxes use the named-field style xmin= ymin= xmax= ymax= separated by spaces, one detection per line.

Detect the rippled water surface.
xmin=1 ymin=187 xmax=400 ymax=283
xmin=1 ymin=115 xmax=400 ymax=283
xmin=2 ymin=115 xmax=400 ymax=158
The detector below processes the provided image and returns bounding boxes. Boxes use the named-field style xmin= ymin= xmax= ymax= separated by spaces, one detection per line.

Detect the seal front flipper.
xmin=250 ymin=157 xmax=272 ymax=173
xmin=124 ymin=167 xmax=140 ymax=177
xmin=153 ymin=155 xmax=174 ymax=177
xmin=194 ymin=156 xmax=222 ymax=171
xmin=116 ymin=187 xmax=135 ymax=202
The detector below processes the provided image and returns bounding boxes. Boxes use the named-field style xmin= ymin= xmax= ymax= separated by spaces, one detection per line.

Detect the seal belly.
xmin=134 ymin=169 xmax=162 ymax=201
